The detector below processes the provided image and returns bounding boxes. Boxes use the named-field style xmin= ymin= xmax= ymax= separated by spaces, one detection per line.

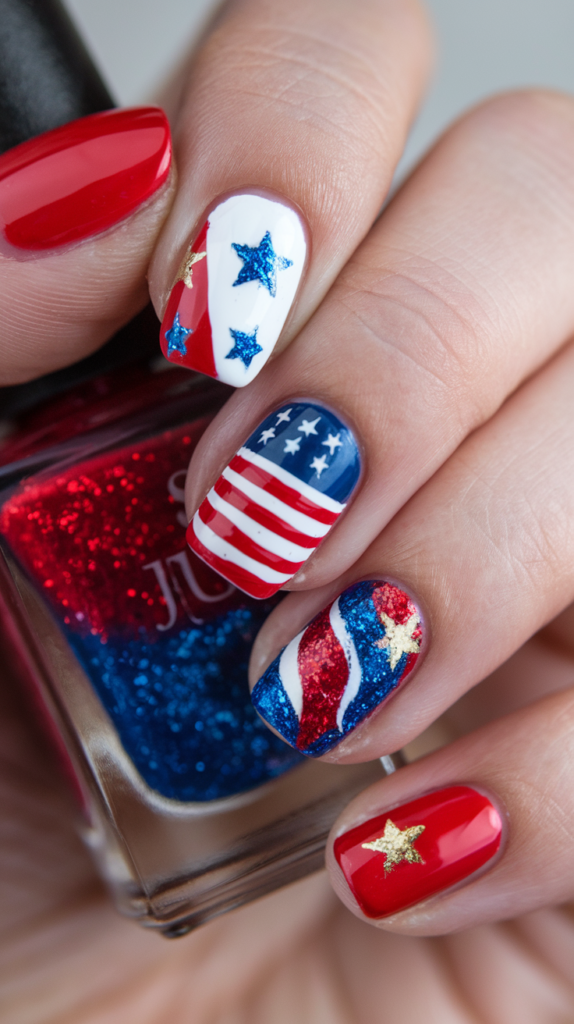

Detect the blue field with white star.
xmin=243 ymin=402 xmax=360 ymax=503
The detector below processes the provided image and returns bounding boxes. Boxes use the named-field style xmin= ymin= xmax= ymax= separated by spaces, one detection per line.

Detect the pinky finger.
xmin=327 ymin=687 xmax=574 ymax=934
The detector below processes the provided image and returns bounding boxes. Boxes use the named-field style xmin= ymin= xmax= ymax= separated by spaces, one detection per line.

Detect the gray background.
xmin=63 ymin=0 xmax=574 ymax=178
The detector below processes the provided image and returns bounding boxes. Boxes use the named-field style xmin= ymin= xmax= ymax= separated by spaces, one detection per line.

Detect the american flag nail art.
xmin=160 ymin=193 xmax=306 ymax=387
xmin=186 ymin=402 xmax=361 ymax=599
xmin=251 ymin=580 xmax=424 ymax=756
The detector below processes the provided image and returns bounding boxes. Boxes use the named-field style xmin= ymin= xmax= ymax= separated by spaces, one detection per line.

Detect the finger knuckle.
xmin=197 ymin=17 xmax=413 ymax=206
xmin=458 ymin=89 xmax=574 ymax=202
xmin=464 ymin=461 xmax=574 ymax=595
xmin=337 ymin=262 xmax=494 ymax=434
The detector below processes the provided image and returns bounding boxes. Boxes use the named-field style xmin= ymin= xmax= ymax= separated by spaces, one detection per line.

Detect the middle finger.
xmin=186 ymin=90 xmax=574 ymax=597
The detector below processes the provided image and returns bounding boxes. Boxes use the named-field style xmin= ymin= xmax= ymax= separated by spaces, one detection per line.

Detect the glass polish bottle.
xmin=0 ymin=0 xmax=389 ymax=936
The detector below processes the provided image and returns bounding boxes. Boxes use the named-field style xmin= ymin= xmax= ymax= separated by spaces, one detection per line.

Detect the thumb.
xmin=0 ymin=106 xmax=173 ymax=385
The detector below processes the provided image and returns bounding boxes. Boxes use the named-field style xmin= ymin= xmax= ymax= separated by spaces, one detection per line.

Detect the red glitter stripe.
xmin=198 ymin=500 xmax=304 ymax=575
xmin=229 ymin=454 xmax=339 ymax=525
xmin=186 ymin=523 xmax=281 ymax=599
xmin=295 ymin=606 xmax=349 ymax=751
xmin=370 ymin=582 xmax=421 ymax=677
xmin=370 ymin=581 xmax=416 ymax=624
xmin=214 ymin=476 xmax=321 ymax=549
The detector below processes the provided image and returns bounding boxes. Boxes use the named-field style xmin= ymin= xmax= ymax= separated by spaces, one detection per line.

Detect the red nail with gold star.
xmin=334 ymin=786 xmax=503 ymax=918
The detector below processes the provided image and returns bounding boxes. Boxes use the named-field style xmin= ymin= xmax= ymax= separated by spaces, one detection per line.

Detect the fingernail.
xmin=252 ymin=580 xmax=424 ymax=755
xmin=186 ymin=402 xmax=360 ymax=598
xmin=334 ymin=786 xmax=503 ymax=918
xmin=0 ymin=107 xmax=171 ymax=251
xmin=160 ymin=192 xmax=307 ymax=385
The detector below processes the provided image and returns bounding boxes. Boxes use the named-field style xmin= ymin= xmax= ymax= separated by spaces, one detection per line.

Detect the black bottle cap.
xmin=0 ymin=0 xmax=114 ymax=154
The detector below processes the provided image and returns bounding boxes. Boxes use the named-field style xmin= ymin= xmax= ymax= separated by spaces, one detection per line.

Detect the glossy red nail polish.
xmin=0 ymin=106 xmax=171 ymax=250
xmin=334 ymin=786 xmax=503 ymax=918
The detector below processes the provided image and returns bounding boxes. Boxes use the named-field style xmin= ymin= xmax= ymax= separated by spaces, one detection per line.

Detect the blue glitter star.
xmin=231 ymin=231 xmax=293 ymax=297
xmin=165 ymin=312 xmax=192 ymax=356
xmin=226 ymin=326 xmax=263 ymax=368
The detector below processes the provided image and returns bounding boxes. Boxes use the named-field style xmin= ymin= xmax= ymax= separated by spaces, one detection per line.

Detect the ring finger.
xmin=249 ymin=331 xmax=574 ymax=758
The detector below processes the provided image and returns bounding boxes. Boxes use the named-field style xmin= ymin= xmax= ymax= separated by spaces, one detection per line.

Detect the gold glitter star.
xmin=362 ymin=818 xmax=425 ymax=873
xmin=375 ymin=610 xmax=421 ymax=670
xmin=175 ymin=247 xmax=207 ymax=289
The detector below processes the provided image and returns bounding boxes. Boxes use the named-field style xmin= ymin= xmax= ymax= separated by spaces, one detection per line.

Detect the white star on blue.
xmin=165 ymin=312 xmax=192 ymax=356
xmin=243 ymin=402 xmax=361 ymax=503
xmin=231 ymin=231 xmax=293 ymax=297
xmin=310 ymin=454 xmax=329 ymax=478
xmin=226 ymin=326 xmax=264 ymax=368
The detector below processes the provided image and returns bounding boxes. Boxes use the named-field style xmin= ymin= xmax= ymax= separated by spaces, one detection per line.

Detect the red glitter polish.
xmin=0 ymin=107 xmax=171 ymax=251
xmin=334 ymin=786 xmax=503 ymax=918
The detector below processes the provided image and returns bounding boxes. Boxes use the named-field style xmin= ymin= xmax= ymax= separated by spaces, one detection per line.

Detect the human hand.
xmin=3 ymin=0 xmax=574 ymax=1019
xmin=174 ymin=0 xmax=574 ymax=995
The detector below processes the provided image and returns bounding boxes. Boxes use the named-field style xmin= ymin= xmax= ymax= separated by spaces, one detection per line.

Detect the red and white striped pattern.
xmin=277 ymin=595 xmax=362 ymax=750
xmin=187 ymin=447 xmax=345 ymax=599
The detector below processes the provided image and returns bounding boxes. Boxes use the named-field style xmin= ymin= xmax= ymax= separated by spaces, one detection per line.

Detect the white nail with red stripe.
xmin=186 ymin=402 xmax=361 ymax=599
xmin=160 ymin=193 xmax=307 ymax=386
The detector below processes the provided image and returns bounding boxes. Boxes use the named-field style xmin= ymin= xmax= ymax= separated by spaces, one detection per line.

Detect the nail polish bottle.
xmin=0 ymin=0 xmax=388 ymax=936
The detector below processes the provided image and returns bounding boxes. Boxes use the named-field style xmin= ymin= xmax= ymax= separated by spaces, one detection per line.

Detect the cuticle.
xmin=173 ymin=184 xmax=311 ymax=285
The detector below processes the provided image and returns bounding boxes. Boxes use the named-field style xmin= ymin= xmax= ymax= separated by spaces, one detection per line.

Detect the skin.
xmin=2 ymin=0 xmax=574 ymax=1019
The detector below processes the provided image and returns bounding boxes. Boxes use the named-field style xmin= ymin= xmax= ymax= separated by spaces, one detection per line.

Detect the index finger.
xmin=148 ymin=0 xmax=432 ymax=385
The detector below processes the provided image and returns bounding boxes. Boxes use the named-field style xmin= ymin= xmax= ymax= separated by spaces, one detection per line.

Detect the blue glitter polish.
xmin=69 ymin=605 xmax=301 ymax=802
xmin=165 ymin=312 xmax=192 ymax=356
xmin=232 ymin=230 xmax=293 ymax=296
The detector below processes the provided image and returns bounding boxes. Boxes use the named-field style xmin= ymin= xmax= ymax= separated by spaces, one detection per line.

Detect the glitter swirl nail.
xmin=251 ymin=580 xmax=424 ymax=756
